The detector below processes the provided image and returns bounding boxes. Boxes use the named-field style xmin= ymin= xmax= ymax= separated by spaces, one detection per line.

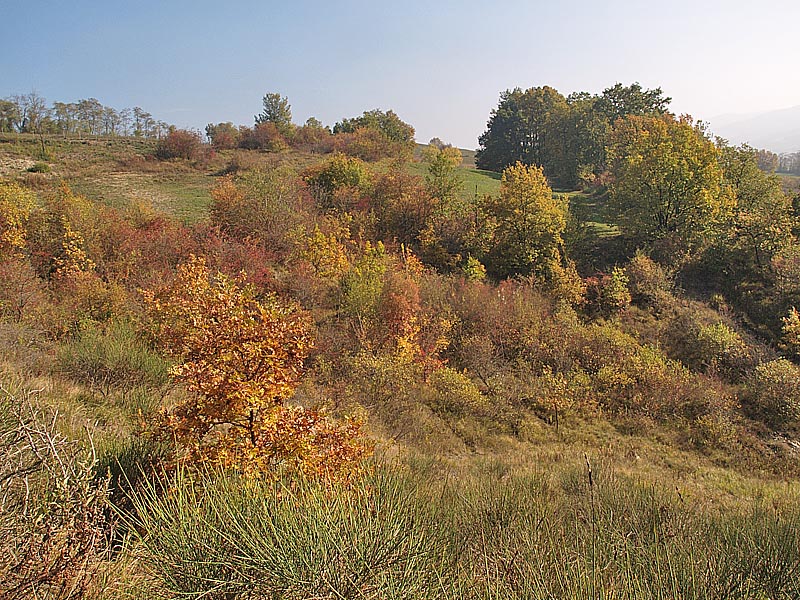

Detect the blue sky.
xmin=3 ymin=0 xmax=799 ymax=149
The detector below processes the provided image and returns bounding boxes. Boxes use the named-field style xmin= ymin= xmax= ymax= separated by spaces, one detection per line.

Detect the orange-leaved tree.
xmin=144 ymin=255 xmax=371 ymax=479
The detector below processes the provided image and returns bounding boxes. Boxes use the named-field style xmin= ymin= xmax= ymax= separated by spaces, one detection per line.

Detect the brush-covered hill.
xmin=1 ymin=131 xmax=800 ymax=598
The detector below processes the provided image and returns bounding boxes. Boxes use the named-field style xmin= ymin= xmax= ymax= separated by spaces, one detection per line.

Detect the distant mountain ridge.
xmin=708 ymin=105 xmax=800 ymax=154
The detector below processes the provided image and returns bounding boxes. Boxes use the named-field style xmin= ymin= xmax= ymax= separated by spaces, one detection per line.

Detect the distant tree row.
xmin=205 ymin=92 xmax=416 ymax=161
xmin=0 ymin=91 xmax=170 ymax=138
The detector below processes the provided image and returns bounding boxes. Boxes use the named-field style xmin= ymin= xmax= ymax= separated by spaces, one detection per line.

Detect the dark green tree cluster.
xmin=476 ymin=82 xmax=670 ymax=187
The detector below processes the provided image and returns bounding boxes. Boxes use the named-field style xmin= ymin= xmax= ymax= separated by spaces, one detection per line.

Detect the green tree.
xmin=594 ymin=82 xmax=671 ymax=123
xmin=483 ymin=162 xmax=567 ymax=278
xmin=422 ymin=144 xmax=462 ymax=202
xmin=205 ymin=121 xmax=240 ymax=149
xmin=717 ymin=143 xmax=795 ymax=274
xmin=304 ymin=152 xmax=372 ymax=200
xmin=607 ymin=115 xmax=731 ymax=255
xmin=0 ymin=99 xmax=21 ymax=133
xmin=476 ymin=86 xmax=568 ymax=175
xmin=476 ymin=83 xmax=671 ymax=186
xmin=333 ymin=109 xmax=415 ymax=145
xmin=255 ymin=92 xmax=293 ymax=137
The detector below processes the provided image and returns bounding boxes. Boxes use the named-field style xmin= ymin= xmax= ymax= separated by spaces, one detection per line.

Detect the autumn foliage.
xmin=144 ymin=255 xmax=371 ymax=478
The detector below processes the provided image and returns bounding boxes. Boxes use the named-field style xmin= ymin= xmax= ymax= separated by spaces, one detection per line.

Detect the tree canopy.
xmin=476 ymin=82 xmax=672 ymax=187
xmin=476 ymin=86 xmax=568 ymax=176
xmin=483 ymin=162 xmax=567 ymax=279
xmin=255 ymin=92 xmax=293 ymax=136
xmin=333 ymin=109 xmax=415 ymax=144
xmin=607 ymin=115 xmax=730 ymax=254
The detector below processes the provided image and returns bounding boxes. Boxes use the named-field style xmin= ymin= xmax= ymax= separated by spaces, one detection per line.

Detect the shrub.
xmin=340 ymin=242 xmax=390 ymax=339
xmin=49 ymin=270 xmax=130 ymax=334
xmin=0 ymin=387 xmax=113 ymax=597
xmin=781 ymin=307 xmax=800 ymax=358
xmin=0 ymin=180 xmax=36 ymax=256
xmin=304 ymin=152 xmax=371 ymax=204
xmin=57 ymin=319 xmax=170 ymax=396
xmin=693 ymin=322 xmax=752 ymax=380
xmin=371 ymin=168 xmax=431 ymax=245
xmin=542 ymin=258 xmax=586 ymax=307
xmin=625 ymin=251 xmax=672 ymax=308
xmin=461 ymin=255 xmax=487 ymax=281
xmin=210 ymin=166 xmax=309 ymax=253
xmin=0 ymin=257 xmax=46 ymax=323
xmin=585 ymin=267 xmax=631 ymax=318
xmin=333 ymin=126 xmax=410 ymax=161
xmin=26 ymin=161 xmax=50 ymax=173
xmin=155 ymin=128 xmax=204 ymax=160
xmin=292 ymin=223 xmax=350 ymax=280
xmin=426 ymin=366 xmax=488 ymax=418
xmin=145 ymin=256 xmax=370 ymax=478
xmin=747 ymin=359 xmax=800 ymax=426
xmin=291 ymin=119 xmax=334 ymax=153
xmin=205 ymin=121 xmax=240 ymax=150
xmin=237 ymin=122 xmax=287 ymax=152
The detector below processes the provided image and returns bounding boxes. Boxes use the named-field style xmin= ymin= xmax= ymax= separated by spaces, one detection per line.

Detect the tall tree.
xmin=476 ymin=86 xmax=568 ymax=175
xmin=717 ymin=143 xmax=795 ymax=274
xmin=13 ymin=92 xmax=49 ymax=133
xmin=607 ymin=115 xmax=731 ymax=255
xmin=476 ymin=83 xmax=672 ymax=187
xmin=483 ymin=162 xmax=567 ymax=278
xmin=0 ymin=100 xmax=21 ymax=133
xmin=77 ymin=98 xmax=103 ymax=135
xmin=594 ymin=82 xmax=671 ymax=123
xmin=255 ymin=92 xmax=293 ymax=137
xmin=52 ymin=102 xmax=78 ymax=137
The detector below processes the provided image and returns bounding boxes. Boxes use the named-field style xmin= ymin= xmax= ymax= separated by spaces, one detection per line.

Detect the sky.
xmin=2 ymin=0 xmax=799 ymax=149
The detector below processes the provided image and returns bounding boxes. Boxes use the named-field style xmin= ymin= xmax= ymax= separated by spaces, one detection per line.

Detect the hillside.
xmin=1 ymin=131 xmax=800 ymax=598
xmin=709 ymin=104 xmax=800 ymax=153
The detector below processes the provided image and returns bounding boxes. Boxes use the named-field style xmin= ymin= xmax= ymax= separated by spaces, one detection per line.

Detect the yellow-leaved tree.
xmin=607 ymin=115 xmax=732 ymax=257
xmin=144 ymin=255 xmax=371 ymax=479
xmin=483 ymin=162 xmax=569 ymax=280
xmin=0 ymin=180 xmax=36 ymax=256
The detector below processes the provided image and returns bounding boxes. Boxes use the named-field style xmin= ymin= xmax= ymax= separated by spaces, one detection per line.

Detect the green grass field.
xmin=70 ymin=172 xmax=214 ymax=224
xmin=406 ymin=160 xmax=501 ymax=200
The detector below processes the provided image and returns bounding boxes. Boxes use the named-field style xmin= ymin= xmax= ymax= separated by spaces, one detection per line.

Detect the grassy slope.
xmin=0 ymin=134 xmax=216 ymax=224
xmin=406 ymin=159 xmax=502 ymax=201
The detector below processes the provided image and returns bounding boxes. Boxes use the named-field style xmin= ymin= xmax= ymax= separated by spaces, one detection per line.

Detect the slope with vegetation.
xmin=1 ymin=87 xmax=800 ymax=599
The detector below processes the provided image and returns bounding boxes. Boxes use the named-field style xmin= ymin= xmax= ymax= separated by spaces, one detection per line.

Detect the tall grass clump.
xmin=125 ymin=459 xmax=800 ymax=599
xmin=126 ymin=466 xmax=450 ymax=599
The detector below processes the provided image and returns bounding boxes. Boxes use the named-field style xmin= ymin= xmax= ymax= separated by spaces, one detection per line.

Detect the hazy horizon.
xmin=4 ymin=0 xmax=799 ymax=150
